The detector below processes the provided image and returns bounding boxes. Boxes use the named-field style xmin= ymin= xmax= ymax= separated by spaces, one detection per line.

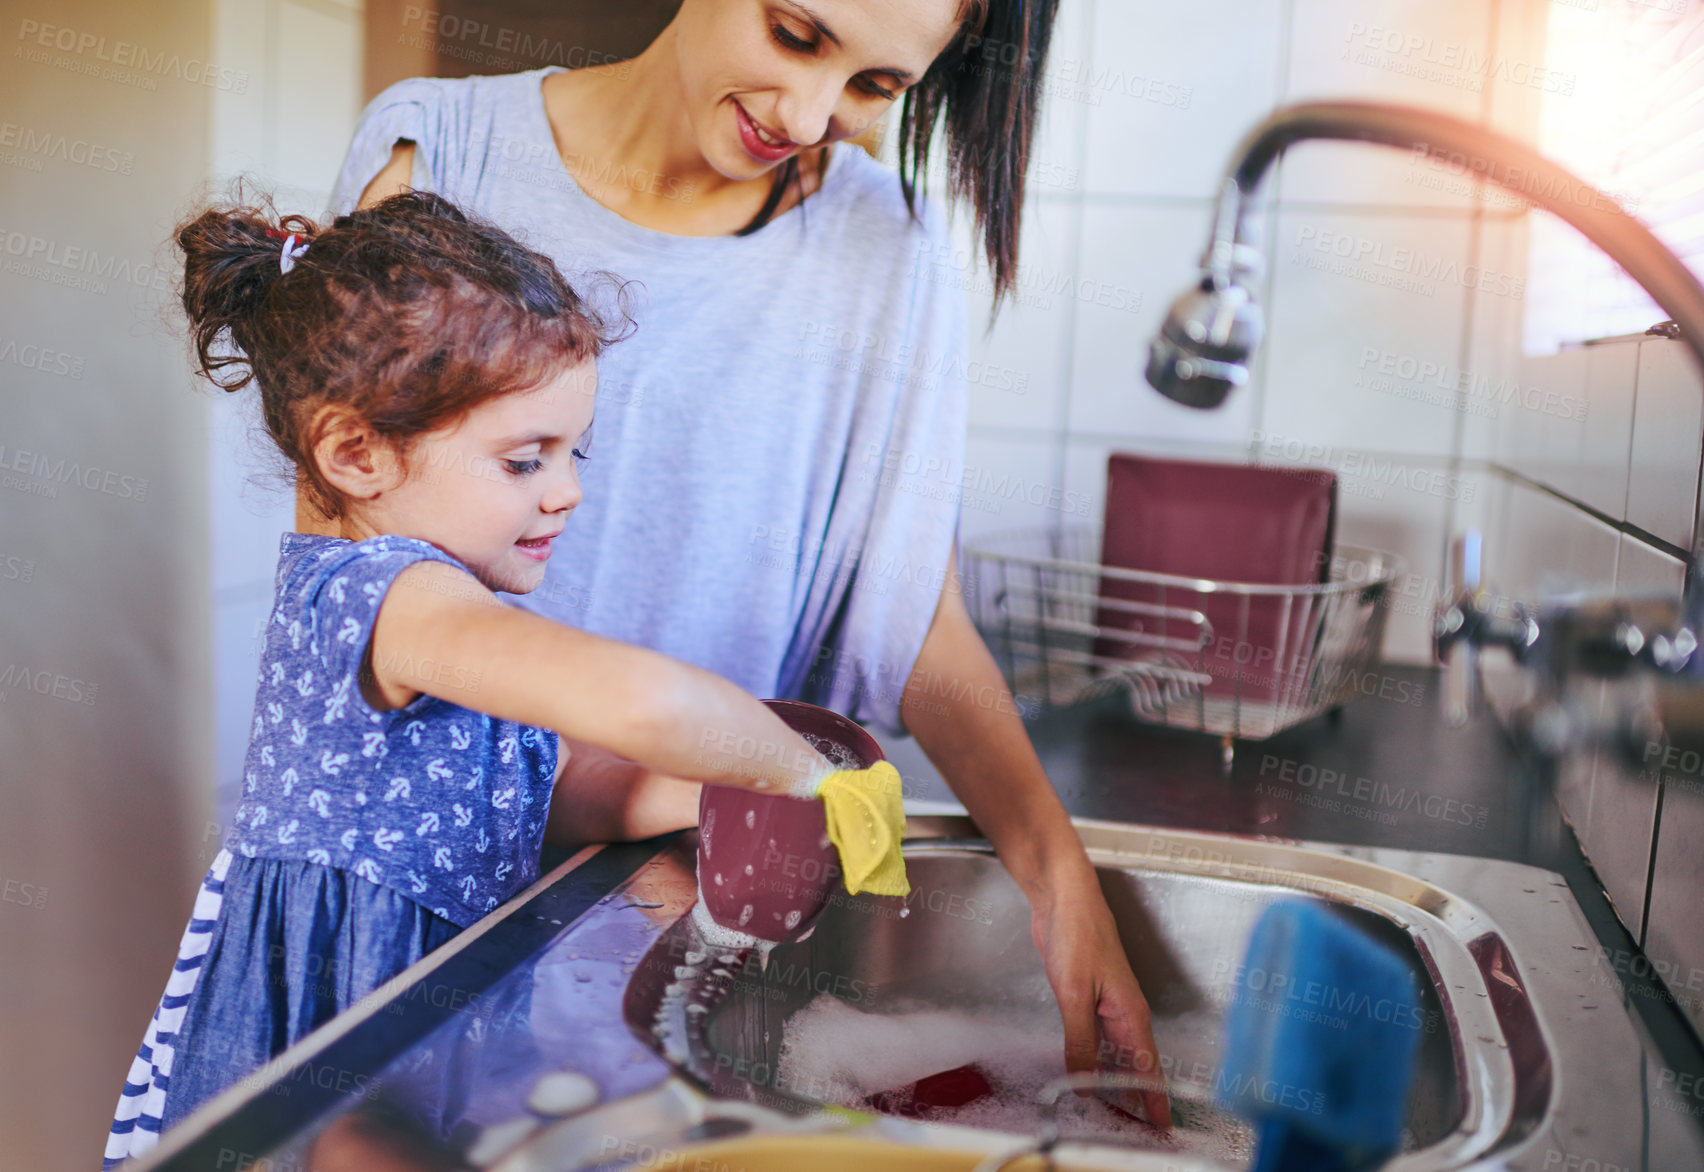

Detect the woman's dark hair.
xmin=176 ymin=189 xmax=629 ymax=521
xmin=737 ymin=0 xmax=1054 ymax=309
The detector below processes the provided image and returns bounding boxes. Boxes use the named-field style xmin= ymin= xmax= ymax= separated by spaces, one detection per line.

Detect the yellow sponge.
xmin=816 ymin=761 xmax=910 ymax=897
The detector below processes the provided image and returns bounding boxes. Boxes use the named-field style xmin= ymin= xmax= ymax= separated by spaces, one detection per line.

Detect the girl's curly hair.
xmin=177 ymin=188 xmax=630 ymax=521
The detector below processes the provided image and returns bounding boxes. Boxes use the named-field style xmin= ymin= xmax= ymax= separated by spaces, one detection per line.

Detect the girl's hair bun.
xmin=178 ymin=201 xmax=319 ymax=391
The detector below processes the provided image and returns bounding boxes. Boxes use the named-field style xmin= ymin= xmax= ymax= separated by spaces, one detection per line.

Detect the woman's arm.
xmin=369 ymin=559 xmax=830 ymax=795
xmin=899 ymin=547 xmax=1173 ymax=1130
xmin=542 ymin=734 xmax=701 ymax=850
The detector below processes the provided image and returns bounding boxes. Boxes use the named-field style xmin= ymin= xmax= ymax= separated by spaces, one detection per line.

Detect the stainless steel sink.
xmin=619 ymin=819 xmax=1523 ymax=1168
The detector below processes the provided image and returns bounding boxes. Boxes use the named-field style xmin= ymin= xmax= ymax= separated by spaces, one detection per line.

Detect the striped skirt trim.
xmin=102 ymin=849 xmax=232 ymax=1169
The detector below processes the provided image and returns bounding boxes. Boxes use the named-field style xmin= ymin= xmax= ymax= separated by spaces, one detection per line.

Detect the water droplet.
xmin=744 ymin=864 xmax=754 ymax=876
xmin=738 ymin=904 xmax=753 ymax=925
xmin=744 ymin=810 xmax=756 ymax=829
xmin=899 ymin=907 xmax=911 ymax=918
xmin=713 ymin=873 xmax=724 ymax=886
xmin=784 ymin=909 xmax=802 ymax=929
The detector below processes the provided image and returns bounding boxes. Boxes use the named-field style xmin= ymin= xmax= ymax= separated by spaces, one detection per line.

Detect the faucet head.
xmin=1145 ymin=274 xmax=1264 ymax=409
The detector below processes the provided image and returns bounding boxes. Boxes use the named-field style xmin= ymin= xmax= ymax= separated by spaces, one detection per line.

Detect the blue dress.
xmin=104 ymin=533 xmax=558 ymax=1167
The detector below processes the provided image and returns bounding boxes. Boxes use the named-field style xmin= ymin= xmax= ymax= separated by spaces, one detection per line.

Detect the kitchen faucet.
xmin=1145 ymin=101 xmax=1704 ymax=794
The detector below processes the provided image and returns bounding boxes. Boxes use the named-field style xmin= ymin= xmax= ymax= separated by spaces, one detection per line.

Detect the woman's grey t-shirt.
xmin=326 ymin=67 xmax=968 ymax=736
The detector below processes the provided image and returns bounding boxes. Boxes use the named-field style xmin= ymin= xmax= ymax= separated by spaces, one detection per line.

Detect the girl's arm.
xmin=367 ymin=559 xmax=830 ymax=795
xmin=543 ymin=735 xmax=701 ymax=850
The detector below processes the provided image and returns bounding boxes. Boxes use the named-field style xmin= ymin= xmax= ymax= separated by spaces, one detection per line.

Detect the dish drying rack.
xmin=962 ymin=527 xmax=1405 ymax=770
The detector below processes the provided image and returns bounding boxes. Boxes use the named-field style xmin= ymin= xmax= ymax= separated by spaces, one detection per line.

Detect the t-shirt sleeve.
xmin=301 ymin=537 xmax=469 ymax=725
xmin=324 ymin=76 xmax=475 ymax=220
xmin=787 ymin=200 xmax=970 ymax=737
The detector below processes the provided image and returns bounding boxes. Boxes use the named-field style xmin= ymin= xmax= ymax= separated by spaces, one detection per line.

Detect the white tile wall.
xmin=1627 ymin=337 xmax=1702 ymax=550
xmin=1260 ymin=209 xmax=1472 ymax=454
xmin=1278 ymin=0 xmax=1498 ymax=208
xmin=1078 ymin=0 xmax=1285 ymax=200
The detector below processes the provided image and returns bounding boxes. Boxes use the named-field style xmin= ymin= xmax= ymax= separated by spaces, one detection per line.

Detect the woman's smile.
xmin=733 ymin=98 xmax=798 ymax=163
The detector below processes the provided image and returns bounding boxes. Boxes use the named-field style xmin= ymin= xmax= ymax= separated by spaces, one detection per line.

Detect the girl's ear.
xmin=310 ymin=405 xmax=404 ymax=504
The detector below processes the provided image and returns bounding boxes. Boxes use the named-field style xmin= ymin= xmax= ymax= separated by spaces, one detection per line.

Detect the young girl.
xmin=103 ymin=189 xmax=903 ymax=1166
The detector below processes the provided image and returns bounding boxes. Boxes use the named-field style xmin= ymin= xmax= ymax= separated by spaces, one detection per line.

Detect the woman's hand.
xmin=899 ymin=547 xmax=1171 ymax=1128
xmin=1030 ymin=866 xmax=1172 ymax=1130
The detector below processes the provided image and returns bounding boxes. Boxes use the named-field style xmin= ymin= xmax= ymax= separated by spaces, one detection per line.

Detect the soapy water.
xmin=802 ymin=732 xmax=865 ymax=774
xmin=776 ymin=995 xmax=1254 ymax=1165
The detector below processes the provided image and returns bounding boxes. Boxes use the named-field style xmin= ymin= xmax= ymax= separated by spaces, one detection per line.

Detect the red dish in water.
xmin=866 ymin=1064 xmax=995 ymax=1117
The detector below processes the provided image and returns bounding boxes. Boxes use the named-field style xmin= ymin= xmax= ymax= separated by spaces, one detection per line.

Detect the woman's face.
xmin=672 ymin=0 xmax=964 ymax=178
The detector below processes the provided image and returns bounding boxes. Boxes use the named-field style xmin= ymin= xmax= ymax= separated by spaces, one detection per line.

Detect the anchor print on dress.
xmin=259 ymin=745 xmax=275 ymax=767
xmin=361 ymin=731 xmax=386 ymax=759
xmin=498 ymin=734 xmax=517 ymax=764
xmin=464 ymin=765 xmax=483 ymax=793
xmin=459 ymin=874 xmax=477 ymax=903
xmin=426 ymin=758 xmax=452 ymax=784
xmin=268 ymin=701 xmax=285 ymax=725
xmin=320 ymin=748 xmax=350 ymax=776
xmin=354 ymin=858 xmax=382 ymax=884
xmin=291 ymin=718 xmax=308 ymax=747
xmin=323 ymin=673 xmax=352 ymax=724
xmin=280 ymin=767 xmax=299 ymax=797
xmin=276 ymin=819 xmax=299 ymax=845
xmin=293 ymin=668 xmax=316 ymax=698
xmin=416 ymin=811 xmax=440 ymax=836
xmin=340 ymin=827 xmax=359 ymax=852
xmin=450 ymin=724 xmax=471 ymax=751
xmin=406 ymin=869 xmax=428 ymax=895
xmin=308 ymin=789 xmax=333 ymax=818
xmin=271 ymin=662 xmax=286 ymax=688
xmin=452 ymin=803 xmax=473 ymax=828
xmin=403 ymin=721 xmax=426 ymax=748
xmin=433 ymin=846 xmax=454 ymax=872
xmin=372 ymin=828 xmax=403 ymax=852
xmin=385 ymin=776 xmax=411 ymax=802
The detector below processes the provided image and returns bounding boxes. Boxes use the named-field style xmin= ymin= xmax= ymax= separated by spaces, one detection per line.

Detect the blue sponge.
xmin=1217 ymin=900 xmax=1424 ymax=1172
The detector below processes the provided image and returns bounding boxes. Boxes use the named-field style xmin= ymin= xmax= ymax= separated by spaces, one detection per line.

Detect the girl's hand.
xmin=1030 ymin=869 xmax=1173 ymax=1131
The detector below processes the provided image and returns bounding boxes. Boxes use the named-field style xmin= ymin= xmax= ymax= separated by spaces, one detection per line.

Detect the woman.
xmin=317 ymin=0 xmax=1171 ymax=1127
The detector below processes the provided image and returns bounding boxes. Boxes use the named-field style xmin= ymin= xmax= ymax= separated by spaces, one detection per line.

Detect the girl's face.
xmin=673 ymin=0 xmax=964 ymax=178
xmin=351 ymin=360 xmax=597 ymax=596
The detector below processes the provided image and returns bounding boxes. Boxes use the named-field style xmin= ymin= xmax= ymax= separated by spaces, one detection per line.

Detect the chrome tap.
xmin=1145 ymin=100 xmax=1704 ymax=771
